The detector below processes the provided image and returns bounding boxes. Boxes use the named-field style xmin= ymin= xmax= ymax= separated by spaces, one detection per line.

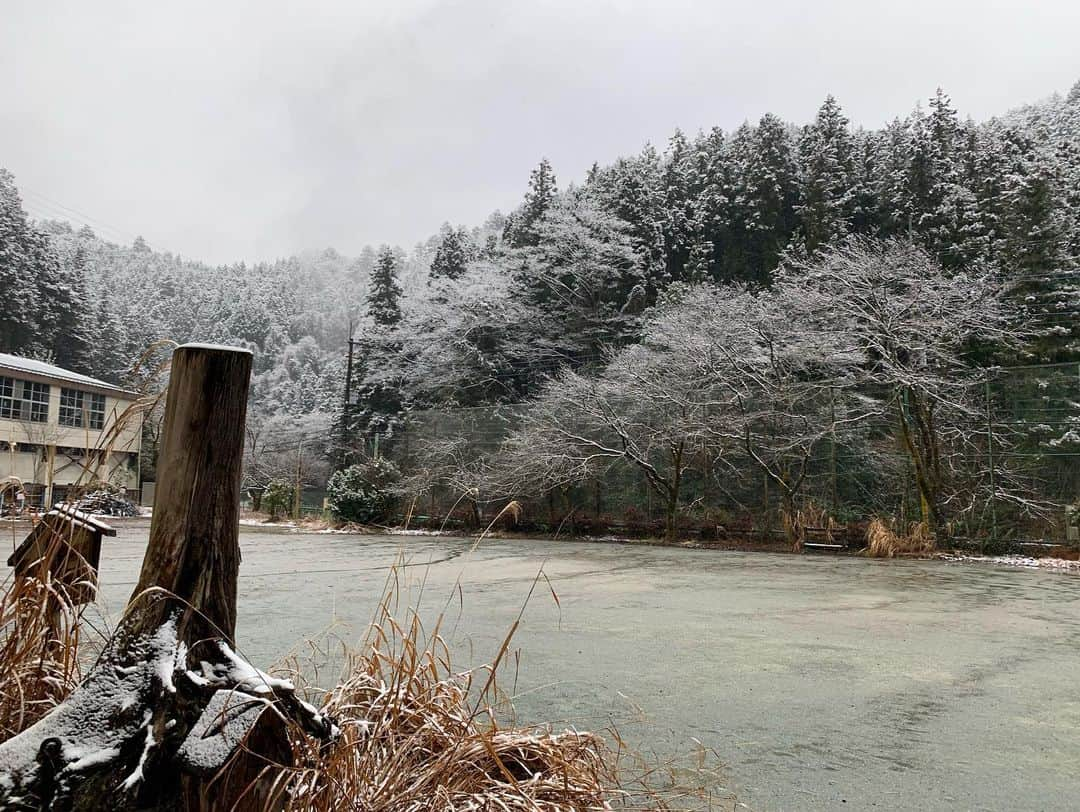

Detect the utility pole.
xmin=985 ymin=376 xmax=997 ymax=544
xmin=293 ymin=438 xmax=304 ymax=521
xmin=340 ymin=322 xmax=356 ymax=468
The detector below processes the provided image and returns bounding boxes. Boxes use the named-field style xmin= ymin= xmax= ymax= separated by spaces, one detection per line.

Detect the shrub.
xmin=263 ymin=479 xmax=294 ymax=520
xmin=327 ymin=458 xmax=400 ymax=524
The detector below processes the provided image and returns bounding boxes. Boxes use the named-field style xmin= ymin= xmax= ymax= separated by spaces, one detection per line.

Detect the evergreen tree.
xmin=692 ymin=126 xmax=732 ymax=281
xmin=430 ymin=224 xmax=473 ymax=280
xmin=366 ymin=245 xmax=402 ymax=327
xmin=586 ymin=145 xmax=667 ymax=295
xmin=514 ymin=191 xmax=646 ymax=367
xmin=873 ymin=117 xmax=914 ymax=237
xmin=795 ymin=95 xmax=857 ymax=253
xmin=738 ymin=114 xmax=798 ymax=282
xmin=659 ymin=129 xmax=701 ymax=283
xmin=0 ymin=168 xmax=94 ymax=364
xmin=89 ymin=295 xmax=130 ymax=383
xmin=0 ymin=169 xmax=44 ymax=352
xmin=999 ymin=135 xmax=1071 ymax=360
xmin=504 ymin=158 xmax=558 ymax=247
xmin=51 ymin=246 xmax=94 ymax=372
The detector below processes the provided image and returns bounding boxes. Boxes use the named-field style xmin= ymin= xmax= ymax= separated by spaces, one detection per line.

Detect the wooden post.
xmin=44 ymin=444 xmax=55 ymax=509
xmin=0 ymin=344 xmax=336 ymax=812
xmin=131 ymin=343 xmax=252 ymax=645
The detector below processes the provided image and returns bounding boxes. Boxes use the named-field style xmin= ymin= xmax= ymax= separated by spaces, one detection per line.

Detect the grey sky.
xmin=3 ymin=0 xmax=1078 ymax=265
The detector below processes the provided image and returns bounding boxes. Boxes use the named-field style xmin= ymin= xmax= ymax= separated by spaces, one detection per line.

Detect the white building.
xmin=0 ymin=353 xmax=142 ymax=507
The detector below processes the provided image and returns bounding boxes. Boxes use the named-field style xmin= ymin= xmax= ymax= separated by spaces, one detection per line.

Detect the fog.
xmin=3 ymin=0 xmax=1077 ymax=263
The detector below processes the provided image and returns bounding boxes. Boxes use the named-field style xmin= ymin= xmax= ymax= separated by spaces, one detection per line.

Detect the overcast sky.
xmin=3 ymin=1 xmax=1078 ymax=265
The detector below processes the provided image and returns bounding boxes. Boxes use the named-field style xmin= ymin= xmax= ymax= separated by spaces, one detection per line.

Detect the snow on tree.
xmin=429 ymin=223 xmax=475 ymax=281
xmin=731 ymin=114 xmax=799 ymax=282
xmin=489 ymin=343 xmax=714 ymax=542
xmin=795 ymin=95 xmax=857 ymax=253
xmin=512 ymin=189 xmax=647 ymax=369
xmin=776 ymin=237 xmax=1030 ymax=536
xmin=0 ymin=169 xmax=93 ymax=365
xmin=504 ymin=157 xmax=558 ymax=247
xmin=366 ymin=245 xmax=403 ymax=328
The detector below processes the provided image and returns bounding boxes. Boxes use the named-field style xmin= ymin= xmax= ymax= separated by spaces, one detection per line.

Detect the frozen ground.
xmin=88 ymin=522 xmax=1080 ymax=811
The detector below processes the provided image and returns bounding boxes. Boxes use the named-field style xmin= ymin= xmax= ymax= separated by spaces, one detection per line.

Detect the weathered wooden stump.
xmin=0 ymin=344 xmax=336 ymax=811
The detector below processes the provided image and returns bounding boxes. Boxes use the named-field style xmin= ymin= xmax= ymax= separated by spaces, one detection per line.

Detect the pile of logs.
xmin=0 ymin=345 xmax=335 ymax=811
xmin=74 ymin=490 xmax=140 ymax=517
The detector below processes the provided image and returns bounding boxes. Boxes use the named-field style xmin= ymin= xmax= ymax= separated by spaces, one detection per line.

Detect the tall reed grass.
xmin=0 ymin=524 xmax=87 ymax=740
xmin=865 ymin=517 xmax=935 ymax=558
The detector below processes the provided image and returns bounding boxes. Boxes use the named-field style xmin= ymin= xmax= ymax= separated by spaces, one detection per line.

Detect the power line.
xmin=21 ymin=187 xmax=141 ymax=245
xmin=21 ymin=201 xmax=134 ymax=247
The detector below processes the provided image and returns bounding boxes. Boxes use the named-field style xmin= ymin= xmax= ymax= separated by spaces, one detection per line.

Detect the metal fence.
xmin=387 ymin=363 xmax=1080 ymax=545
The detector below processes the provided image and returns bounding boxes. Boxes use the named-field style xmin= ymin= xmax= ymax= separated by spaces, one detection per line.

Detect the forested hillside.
xmin=2 ymin=84 xmax=1078 ymax=503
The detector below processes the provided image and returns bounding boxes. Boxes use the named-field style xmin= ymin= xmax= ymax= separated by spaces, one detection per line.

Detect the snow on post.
xmin=0 ymin=344 xmax=336 ymax=811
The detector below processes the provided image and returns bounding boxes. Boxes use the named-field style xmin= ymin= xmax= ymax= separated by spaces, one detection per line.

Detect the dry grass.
xmin=270 ymin=609 xmax=615 ymax=811
xmin=0 ymin=526 xmax=87 ymax=740
xmin=265 ymin=577 xmax=724 ymax=811
xmin=250 ymin=537 xmax=726 ymax=811
xmin=865 ymin=518 xmax=935 ymax=558
xmin=0 ymin=542 xmax=723 ymax=810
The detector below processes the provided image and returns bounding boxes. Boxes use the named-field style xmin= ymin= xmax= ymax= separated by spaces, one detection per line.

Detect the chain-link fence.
xmin=386 ymin=363 xmax=1080 ymax=546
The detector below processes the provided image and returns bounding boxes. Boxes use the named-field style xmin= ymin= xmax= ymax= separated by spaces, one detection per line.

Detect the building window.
xmin=0 ymin=377 xmax=12 ymax=419
xmin=59 ymin=388 xmax=85 ymax=427
xmin=88 ymin=393 xmax=106 ymax=430
xmin=0 ymin=377 xmax=50 ymax=422
xmin=25 ymin=382 xmax=49 ymax=422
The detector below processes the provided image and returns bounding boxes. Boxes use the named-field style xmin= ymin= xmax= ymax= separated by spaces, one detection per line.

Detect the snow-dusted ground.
xmin=940 ymin=552 xmax=1080 ymax=572
xmin=89 ymin=527 xmax=1080 ymax=812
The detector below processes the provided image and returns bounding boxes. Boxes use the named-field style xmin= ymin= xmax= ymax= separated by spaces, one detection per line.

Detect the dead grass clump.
xmin=0 ymin=538 xmax=85 ymax=740
xmin=274 ymin=608 xmax=615 ymax=811
xmin=866 ymin=518 xmax=935 ymax=558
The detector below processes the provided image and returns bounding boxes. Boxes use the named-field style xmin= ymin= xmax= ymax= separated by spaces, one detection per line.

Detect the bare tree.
xmin=645 ymin=284 xmax=870 ymax=543
xmin=242 ymin=413 xmax=333 ymax=512
xmin=776 ymin=238 xmax=1026 ymax=536
xmin=492 ymin=343 xmax=714 ymax=541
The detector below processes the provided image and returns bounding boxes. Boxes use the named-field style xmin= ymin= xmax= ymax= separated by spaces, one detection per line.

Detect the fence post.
xmin=830 ymin=386 xmax=838 ymax=517
xmin=985 ymin=374 xmax=997 ymax=546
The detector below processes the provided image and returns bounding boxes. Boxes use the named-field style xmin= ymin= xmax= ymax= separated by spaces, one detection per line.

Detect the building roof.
xmin=0 ymin=353 xmax=136 ymax=397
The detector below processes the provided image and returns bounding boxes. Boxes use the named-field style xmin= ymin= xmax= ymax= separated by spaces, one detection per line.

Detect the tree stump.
xmin=0 ymin=345 xmax=336 ymax=811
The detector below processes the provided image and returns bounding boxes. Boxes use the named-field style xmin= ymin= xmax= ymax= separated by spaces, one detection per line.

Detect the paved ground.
xmin=82 ymin=522 xmax=1080 ymax=810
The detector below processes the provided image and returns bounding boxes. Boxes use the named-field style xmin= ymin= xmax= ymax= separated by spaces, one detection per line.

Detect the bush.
xmin=263 ymin=479 xmax=294 ymax=520
xmin=327 ymin=458 xmax=400 ymax=524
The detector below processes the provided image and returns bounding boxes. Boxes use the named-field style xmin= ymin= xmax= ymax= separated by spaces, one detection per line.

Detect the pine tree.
xmin=909 ymin=90 xmax=975 ymax=265
xmin=51 ymin=246 xmax=94 ymax=372
xmin=504 ymin=158 xmax=558 ymax=247
xmin=430 ymin=224 xmax=473 ymax=280
xmin=514 ymin=191 xmax=646 ymax=369
xmin=796 ymin=96 xmax=857 ymax=253
xmin=999 ymin=134 xmax=1071 ymax=360
xmin=873 ymin=117 xmax=914 ymax=237
xmin=737 ymin=114 xmax=798 ymax=282
xmin=659 ymin=129 xmax=697 ymax=282
xmin=89 ymin=295 xmax=130 ymax=383
xmin=850 ymin=129 xmax=881 ymax=236
xmin=0 ymin=168 xmax=93 ymax=362
xmin=0 ymin=169 xmax=44 ymax=352
xmin=587 ymin=146 xmax=667 ymax=293
xmin=523 ymin=158 xmax=557 ymax=227
xmin=366 ymin=245 xmax=403 ymax=328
